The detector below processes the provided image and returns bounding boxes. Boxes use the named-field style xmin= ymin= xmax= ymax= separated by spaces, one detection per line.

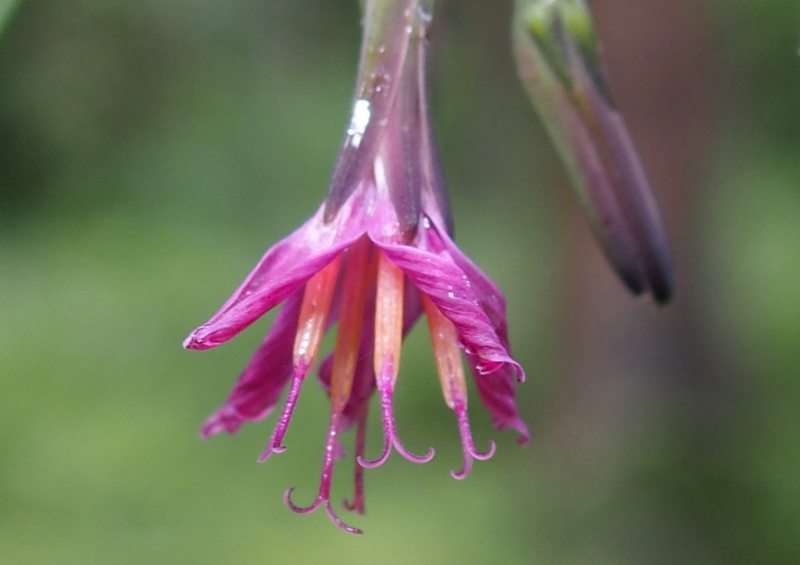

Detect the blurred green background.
xmin=1 ymin=1 xmax=798 ymax=563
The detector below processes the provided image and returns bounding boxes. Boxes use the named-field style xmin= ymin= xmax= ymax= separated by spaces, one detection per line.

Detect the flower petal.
xmin=200 ymin=290 xmax=303 ymax=438
xmin=185 ymin=200 xmax=367 ymax=350
xmin=375 ymin=237 xmax=524 ymax=382
xmin=436 ymin=227 xmax=510 ymax=342
xmin=466 ymin=354 xmax=530 ymax=444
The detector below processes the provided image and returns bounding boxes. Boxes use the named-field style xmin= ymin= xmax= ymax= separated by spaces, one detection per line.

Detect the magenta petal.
xmin=185 ymin=204 xmax=364 ymax=350
xmin=438 ymin=229 xmax=510 ymax=339
xmin=375 ymin=240 xmax=524 ymax=382
xmin=200 ymin=290 xmax=303 ymax=438
xmin=466 ymin=354 xmax=530 ymax=444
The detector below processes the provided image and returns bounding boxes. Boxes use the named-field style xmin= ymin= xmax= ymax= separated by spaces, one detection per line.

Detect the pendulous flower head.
xmin=184 ymin=0 xmax=528 ymax=534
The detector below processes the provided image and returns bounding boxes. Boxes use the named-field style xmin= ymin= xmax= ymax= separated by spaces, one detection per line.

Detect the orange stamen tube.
xmin=294 ymin=255 xmax=343 ymax=371
xmin=358 ymin=250 xmax=434 ymax=468
xmin=284 ymin=240 xmax=376 ymax=536
xmin=422 ymin=295 xmax=467 ymax=408
xmin=373 ymin=251 xmax=404 ymax=387
xmin=330 ymin=237 xmax=375 ymax=413
xmin=423 ymin=294 xmax=495 ymax=479
xmin=259 ymin=255 xmax=342 ymax=462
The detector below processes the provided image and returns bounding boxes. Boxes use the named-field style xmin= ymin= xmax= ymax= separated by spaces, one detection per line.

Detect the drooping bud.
xmin=513 ymin=0 xmax=674 ymax=304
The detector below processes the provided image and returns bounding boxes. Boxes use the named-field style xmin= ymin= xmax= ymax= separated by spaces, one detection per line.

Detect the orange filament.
xmin=422 ymin=295 xmax=467 ymax=410
xmin=330 ymin=237 xmax=376 ymax=413
xmin=373 ymin=251 xmax=404 ymax=387
xmin=293 ymin=255 xmax=343 ymax=372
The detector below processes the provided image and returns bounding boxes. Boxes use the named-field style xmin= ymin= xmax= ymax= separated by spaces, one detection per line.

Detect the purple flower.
xmin=184 ymin=0 xmax=528 ymax=534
